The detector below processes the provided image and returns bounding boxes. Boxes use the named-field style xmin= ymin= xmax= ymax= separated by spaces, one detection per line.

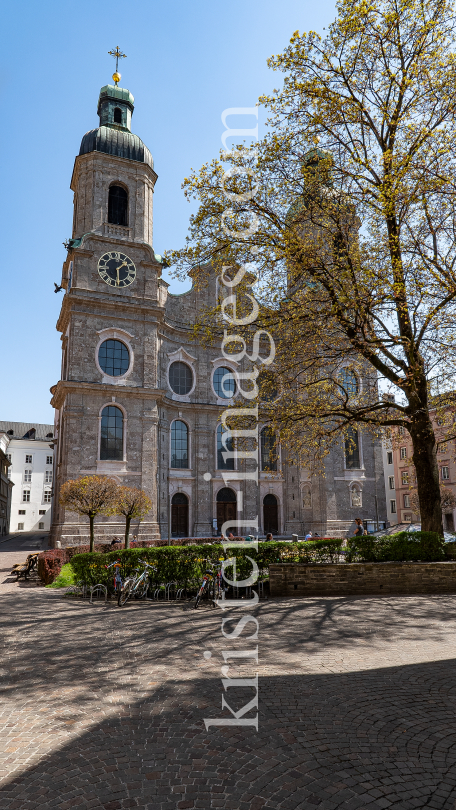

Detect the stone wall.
xmin=269 ymin=561 xmax=456 ymax=597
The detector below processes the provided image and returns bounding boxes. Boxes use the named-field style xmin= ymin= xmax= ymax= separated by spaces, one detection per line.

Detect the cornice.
xmin=50 ymin=379 xmax=166 ymax=409
xmin=56 ymin=290 xmax=166 ymax=334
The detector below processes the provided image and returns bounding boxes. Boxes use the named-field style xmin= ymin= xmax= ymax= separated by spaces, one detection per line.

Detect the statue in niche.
xmin=351 ymin=487 xmax=362 ymax=507
xmin=302 ymin=489 xmax=312 ymax=509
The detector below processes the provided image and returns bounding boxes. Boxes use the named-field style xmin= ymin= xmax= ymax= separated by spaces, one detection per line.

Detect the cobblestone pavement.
xmin=2 ymin=587 xmax=456 ymax=809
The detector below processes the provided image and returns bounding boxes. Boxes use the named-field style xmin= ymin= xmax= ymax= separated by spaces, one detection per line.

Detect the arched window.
xmin=213 ymin=366 xmax=236 ymax=399
xmin=100 ymin=405 xmax=124 ymax=460
xmin=339 ymin=368 xmax=358 ymax=396
xmin=113 ymin=107 xmax=122 ymax=124
xmin=98 ymin=339 xmax=130 ymax=377
xmin=171 ymin=420 xmax=189 ymax=469
xmin=260 ymin=427 xmax=278 ymax=471
xmin=169 ymin=362 xmax=193 ymax=395
xmin=345 ymin=426 xmax=360 ymax=469
xmin=108 ymin=185 xmax=128 ymax=226
xmin=217 ymin=424 xmax=235 ymax=470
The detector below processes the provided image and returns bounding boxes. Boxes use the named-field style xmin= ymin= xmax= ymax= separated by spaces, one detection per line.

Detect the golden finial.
xmin=313 ymin=136 xmax=321 ymax=144
xmin=108 ymin=46 xmax=127 ymax=85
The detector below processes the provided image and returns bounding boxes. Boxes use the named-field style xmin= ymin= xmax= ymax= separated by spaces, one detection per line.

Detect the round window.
xmin=213 ymin=366 xmax=236 ymax=399
xmin=98 ymin=339 xmax=130 ymax=377
xmin=169 ymin=361 xmax=193 ymax=395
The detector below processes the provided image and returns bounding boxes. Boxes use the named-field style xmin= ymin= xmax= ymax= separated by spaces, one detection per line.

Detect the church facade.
xmin=49 ymin=80 xmax=386 ymax=547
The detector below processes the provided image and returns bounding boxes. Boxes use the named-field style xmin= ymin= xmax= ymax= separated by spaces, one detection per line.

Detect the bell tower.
xmin=50 ymin=59 xmax=167 ymax=547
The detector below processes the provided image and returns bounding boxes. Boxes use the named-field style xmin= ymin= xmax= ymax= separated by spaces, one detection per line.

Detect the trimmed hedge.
xmin=45 ymin=532 xmax=444 ymax=587
xmin=346 ymin=531 xmax=444 ymax=562
xmin=37 ymin=549 xmax=67 ymax=585
xmin=69 ymin=539 xmax=347 ymax=589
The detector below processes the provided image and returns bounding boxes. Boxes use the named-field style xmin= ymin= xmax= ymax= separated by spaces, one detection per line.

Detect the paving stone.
xmin=2 ymin=589 xmax=456 ymax=808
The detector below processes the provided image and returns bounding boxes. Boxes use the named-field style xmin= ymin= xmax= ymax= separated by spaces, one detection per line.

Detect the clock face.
xmin=98 ymin=251 xmax=136 ymax=288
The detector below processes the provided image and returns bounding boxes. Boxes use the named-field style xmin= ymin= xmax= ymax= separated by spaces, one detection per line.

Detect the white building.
xmin=382 ymin=439 xmax=398 ymax=527
xmin=0 ymin=423 xmax=55 ymax=533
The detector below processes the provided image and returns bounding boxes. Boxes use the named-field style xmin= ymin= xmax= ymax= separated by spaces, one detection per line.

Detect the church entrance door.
xmin=263 ymin=494 xmax=279 ymax=534
xmin=171 ymin=493 xmax=188 ymax=537
xmin=216 ymin=487 xmax=237 ymax=532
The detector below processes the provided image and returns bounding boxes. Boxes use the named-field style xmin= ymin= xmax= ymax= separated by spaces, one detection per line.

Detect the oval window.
xmin=213 ymin=366 xmax=236 ymax=399
xmin=169 ymin=361 xmax=193 ymax=395
xmin=98 ymin=339 xmax=130 ymax=377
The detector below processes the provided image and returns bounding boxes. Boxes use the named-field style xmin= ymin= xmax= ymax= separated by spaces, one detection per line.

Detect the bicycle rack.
xmin=89 ymin=584 xmax=108 ymax=604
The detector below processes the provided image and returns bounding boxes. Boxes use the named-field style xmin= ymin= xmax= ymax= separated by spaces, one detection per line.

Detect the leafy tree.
xmin=169 ymin=0 xmax=456 ymax=534
xmin=59 ymin=475 xmax=119 ymax=552
xmin=114 ymin=486 xmax=152 ymax=549
xmin=409 ymin=484 xmax=456 ymax=516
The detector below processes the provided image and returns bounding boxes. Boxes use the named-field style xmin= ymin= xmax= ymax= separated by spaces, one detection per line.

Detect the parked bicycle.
xmin=194 ymin=558 xmax=226 ymax=609
xmin=106 ymin=559 xmax=123 ymax=597
xmin=117 ymin=559 xmax=157 ymax=607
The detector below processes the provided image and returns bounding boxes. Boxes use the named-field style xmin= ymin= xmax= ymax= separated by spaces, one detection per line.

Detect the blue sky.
xmin=1 ymin=0 xmax=336 ymax=424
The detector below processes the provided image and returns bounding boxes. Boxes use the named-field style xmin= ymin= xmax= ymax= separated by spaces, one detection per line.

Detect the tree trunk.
xmin=409 ymin=414 xmax=443 ymax=535
xmin=89 ymin=514 xmax=95 ymax=553
xmin=125 ymin=516 xmax=131 ymax=549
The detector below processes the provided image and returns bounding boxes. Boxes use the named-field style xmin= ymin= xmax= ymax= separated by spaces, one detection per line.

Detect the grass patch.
xmin=46 ymin=563 xmax=76 ymax=588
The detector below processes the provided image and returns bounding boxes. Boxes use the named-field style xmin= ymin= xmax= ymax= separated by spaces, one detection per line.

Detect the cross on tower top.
xmin=108 ymin=46 xmax=127 ymax=85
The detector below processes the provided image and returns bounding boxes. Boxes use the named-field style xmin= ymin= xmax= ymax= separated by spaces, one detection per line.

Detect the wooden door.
xmin=263 ymin=498 xmax=278 ymax=534
xmin=171 ymin=504 xmax=188 ymax=537
xmin=217 ymin=501 xmax=236 ymax=531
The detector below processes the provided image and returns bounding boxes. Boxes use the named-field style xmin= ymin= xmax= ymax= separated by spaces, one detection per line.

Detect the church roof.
xmin=0 ymin=422 xmax=54 ymax=440
xmin=79 ymin=126 xmax=154 ymax=168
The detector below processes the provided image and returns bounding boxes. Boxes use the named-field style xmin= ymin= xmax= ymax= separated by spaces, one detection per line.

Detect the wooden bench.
xmin=11 ymin=553 xmax=39 ymax=581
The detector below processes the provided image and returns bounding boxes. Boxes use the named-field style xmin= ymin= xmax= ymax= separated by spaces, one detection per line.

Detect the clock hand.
xmin=117 ymin=260 xmax=128 ymax=271
xmin=116 ymin=266 xmax=120 ymax=286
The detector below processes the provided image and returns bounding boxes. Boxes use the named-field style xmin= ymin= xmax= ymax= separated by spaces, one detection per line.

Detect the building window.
xmin=22 ymin=490 xmax=30 ymax=502
xmin=213 ymin=366 xmax=236 ymax=399
xmin=169 ymin=362 xmax=193 ymax=396
xmin=344 ymin=427 xmax=360 ymax=469
xmin=401 ymin=471 xmax=409 ymax=485
xmin=108 ymin=185 xmax=128 ymax=226
xmin=25 ymin=455 xmax=32 ymax=464
xmin=403 ymin=494 xmax=410 ymax=508
xmin=398 ymin=426 xmax=404 ymax=436
xmin=100 ymin=405 xmax=124 ymax=460
xmin=260 ymin=427 xmax=278 ymax=472
xmin=390 ymin=500 xmax=397 ymax=514
xmin=400 ymin=447 xmax=407 ymax=459
xmin=217 ymin=424 xmax=235 ymax=470
xmin=339 ymin=368 xmax=359 ymax=396
xmin=39 ymin=510 xmax=46 ymax=515
xmin=18 ymin=523 xmax=24 ymax=530
xmin=7 ymin=469 xmax=11 ymax=479
xmin=7 ymin=454 xmax=11 ymax=462
xmin=387 ymin=451 xmax=393 ymax=465
xmin=171 ymin=420 xmax=189 ymax=469
xmin=388 ymin=476 xmax=395 ymax=490
xmin=113 ymin=106 xmax=122 ymax=124
xmin=24 ymin=470 xmax=32 ymax=482
xmin=18 ymin=510 xmax=25 ymax=515
xmin=39 ymin=522 xmax=44 ymax=530
xmin=441 ymin=466 xmax=450 ymax=480
xmin=98 ymin=339 xmax=130 ymax=377
xmin=46 ymin=456 xmax=53 ymax=465
xmin=439 ymin=442 xmax=447 ymax=454
xmin=45 ymin=471 xmax=52 ymax=483
xmin=43 ymin=490 xmax=52 ymax=503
